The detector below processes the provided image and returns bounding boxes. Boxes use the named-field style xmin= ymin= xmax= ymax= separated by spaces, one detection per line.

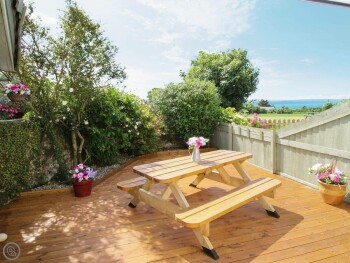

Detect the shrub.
xmin=154 ymin=78 xmax=223 ymax=143
xmin=240 ymin=102 xmax=267 ymax=114
xmin=221 ymin=107 xmax=250 ymax=126
xmin=83 ymin=87 xmax=160 ymax=166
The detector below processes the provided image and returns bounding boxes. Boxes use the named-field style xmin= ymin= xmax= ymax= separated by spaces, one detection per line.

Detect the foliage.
xmin=240 ymin=102 xmax=267 ymax=114
xmin=221 ymin=107 xmax=250 ymax=126
xmin=83 ymin=87 xmax=161 ymax=166
xmin=0 ymin=120 xmax=44 ymax=205
xmin=154 ymin=78 xmax=223 ymax=143
xmin=184 ymin=49 xmax=259 ymax=109
xmin=322 ymin=102 xmax=334 ymax=111
xmin=247 ymin=113 xmax=267 ymax=128
xmin=147 ymin=88 xmax=164 ymax=112
xmin=309 ymin=161 xmax=348 ymax=185
xmin=18 ymin=1 xmax=126 ymax=169
xmin=258 ymin=99 xmax=272 ymax=107
xmin=70 ymin=164 xmax=97 ymax=182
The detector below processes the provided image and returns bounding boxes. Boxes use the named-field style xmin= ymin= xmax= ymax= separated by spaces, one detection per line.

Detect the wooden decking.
xmin=1 ymin=151 xmax=350 ymax=262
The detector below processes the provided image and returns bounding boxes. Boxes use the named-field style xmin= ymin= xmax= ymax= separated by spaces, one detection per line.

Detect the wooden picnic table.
xmin=117 ymin=150 xmax=281 ymax=260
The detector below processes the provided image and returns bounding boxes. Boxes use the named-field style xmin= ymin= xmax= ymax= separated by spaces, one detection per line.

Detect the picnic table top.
xmin=133 ymin=150 xmax=252 ymax=184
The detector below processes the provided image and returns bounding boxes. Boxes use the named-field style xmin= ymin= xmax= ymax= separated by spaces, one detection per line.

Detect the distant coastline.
xmin=253 ymin=99 xmax=345 ymax=109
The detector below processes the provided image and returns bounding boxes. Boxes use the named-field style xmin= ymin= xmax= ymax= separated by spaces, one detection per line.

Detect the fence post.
xmin=271 ymin=129 xmax=277 ymax=173
xmin=228 ymin=124 xmax=233 ymax=150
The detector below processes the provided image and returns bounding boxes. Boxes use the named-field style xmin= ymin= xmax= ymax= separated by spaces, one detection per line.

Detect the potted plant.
xmin=309 ymin=160 xmax=348 ymax=205
xmin=186 ymin=136 xmax=209 ymax=162
xmin=4 ymin=82 xmax=30 ymax=102
xmin=70 ymin=164 xmax=97 ymax=197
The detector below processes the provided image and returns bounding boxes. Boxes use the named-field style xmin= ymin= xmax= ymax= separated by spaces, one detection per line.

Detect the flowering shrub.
xmin=248 ymin=113 xmax=267 ymax=128
xmin=4 ymin=83 xmax=30 ymax=96
xmin=0 ymin=104 xmax=21 ymax=120
xmin=83 ymin=87 xmax=160 ymax=165
xmin=186 ymin=136 xmax=209 ymax=149
xmin=309 ymin=162 xmax=348 ymax=185
xmin=69 ymin=164 xmax=96 ymax=182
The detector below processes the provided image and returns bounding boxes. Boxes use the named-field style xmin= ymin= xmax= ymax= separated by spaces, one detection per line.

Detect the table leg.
xmin=189 ymin=173 xmax=206 ymax=188
xmin=128 ymin=180 xmax=154 ymax=208
xmin=193 ymin=223 xmax=219 ymax=260
xmin=161 ymin=186 xmax=172 ymax=200
xmin=232 ymin=162 xmax=280 ymax=218
xmin=133 ymin=180 xmax=190 ymax=216
xmin=169 ymin=182 xmax=190 ymax=209
xmin=189 ymin=169 xmax=212 ymax=188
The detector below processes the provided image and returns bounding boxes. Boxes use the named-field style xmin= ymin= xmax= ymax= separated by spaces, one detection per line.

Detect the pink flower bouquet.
xmin=70 ymin=164 xmax=97 ymax=182
xmin=186 ymin=136 xmax=209 ymax=149
xmin=308 ymin=161 xmax=348 ymax=185
xmin=4 ymin=83 xmax=30 ymax=96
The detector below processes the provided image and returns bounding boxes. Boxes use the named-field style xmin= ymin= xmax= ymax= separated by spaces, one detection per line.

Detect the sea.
xmin=254 ymin=99 xmax=345 ymax=109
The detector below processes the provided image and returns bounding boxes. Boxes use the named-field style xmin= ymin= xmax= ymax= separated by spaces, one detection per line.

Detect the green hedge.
xmin=150 ymin=78 xmax=223 ymax=143
xmin=0 ymin=119 xmax=44 ymax=205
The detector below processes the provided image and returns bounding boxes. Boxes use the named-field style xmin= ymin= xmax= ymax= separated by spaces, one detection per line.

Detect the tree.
xmin=185 ymin=49 xmax=259 ymax=109
xmin=147 ymin=87 xmax=163 ymax=111
xmin=18 ymin=1 xmax=126 ymax=172
xmin=154 ymin=78 xmax=223 ymax=142
xmin=258 ymin=99 xmax=272 ymax=107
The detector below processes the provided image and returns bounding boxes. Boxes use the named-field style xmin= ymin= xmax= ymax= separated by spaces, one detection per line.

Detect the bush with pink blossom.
xmin=247 ymin=113 xmax=267 ymax=128
xmin=0 ymin=104 xmax=21 ymax=120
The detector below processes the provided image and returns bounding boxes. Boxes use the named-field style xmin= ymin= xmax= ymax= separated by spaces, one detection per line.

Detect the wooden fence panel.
xmin=211 ymin=100 xmax=350 ymax=201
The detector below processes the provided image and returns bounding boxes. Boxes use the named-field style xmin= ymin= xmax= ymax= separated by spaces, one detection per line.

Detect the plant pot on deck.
xmin=318 ymin=180 xmax=347 ymax=205
xmin=72 ymin=180 xmax=93 ymax=197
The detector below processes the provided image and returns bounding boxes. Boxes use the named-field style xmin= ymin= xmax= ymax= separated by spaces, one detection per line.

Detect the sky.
xmin=31 ymin=0 xmax=350 ymax=100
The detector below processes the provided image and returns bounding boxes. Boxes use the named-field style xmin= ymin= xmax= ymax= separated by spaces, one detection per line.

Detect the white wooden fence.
xmin=211 ymin=101 xmax=350 ymax=201
xmin=265 ymin=118 xmax=302 ymax=130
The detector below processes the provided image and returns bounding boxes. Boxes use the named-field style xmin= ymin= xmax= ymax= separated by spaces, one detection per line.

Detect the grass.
xmin=250 ymin=113 xmax=306 ymax=119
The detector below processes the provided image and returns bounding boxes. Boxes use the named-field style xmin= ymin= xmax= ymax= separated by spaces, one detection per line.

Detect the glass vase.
xmin=191 ymin=146 xmax=201 ymax=162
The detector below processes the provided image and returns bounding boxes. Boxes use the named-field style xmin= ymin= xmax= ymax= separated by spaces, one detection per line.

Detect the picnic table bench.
xmin=117 ymin=150 xmax=282 ymax=260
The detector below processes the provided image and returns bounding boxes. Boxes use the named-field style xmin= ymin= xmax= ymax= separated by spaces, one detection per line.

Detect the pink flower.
xmin=330 ymin=173 xmax=340 ymax=183
xmin=317 ymin=172 xmax=329 ymax=180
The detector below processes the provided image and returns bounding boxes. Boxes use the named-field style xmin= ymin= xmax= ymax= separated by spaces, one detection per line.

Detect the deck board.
xmin=1 ymin=150 xmax=350 ymax=262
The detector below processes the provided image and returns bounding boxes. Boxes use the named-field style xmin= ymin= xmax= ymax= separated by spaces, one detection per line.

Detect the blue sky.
xmin=32 ymin=0 xmax=350 ymax=100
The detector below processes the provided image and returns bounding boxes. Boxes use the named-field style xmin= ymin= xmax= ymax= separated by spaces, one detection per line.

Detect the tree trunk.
xmin=76 ymin=131 xmax=84 ymax=163
xmin=71 ymin=130 xmax=78 ymax=165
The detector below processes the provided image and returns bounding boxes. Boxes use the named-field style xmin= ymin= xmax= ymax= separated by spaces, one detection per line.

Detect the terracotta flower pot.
xmin=72 ymin=180 xmax=93 ymax=197
xmin=8 ymin=93 xmax=26 ymax=102
xmin=318 ymin=180 xmax=347 ymax=205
